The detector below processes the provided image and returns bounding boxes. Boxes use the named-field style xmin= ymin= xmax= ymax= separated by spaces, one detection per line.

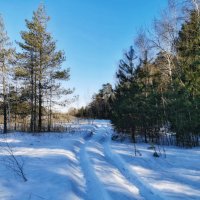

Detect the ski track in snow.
xmin=0 ymin=120 xmax=199 ymax=200
xmin=103 ymin=137 xmax=164 ymax=200
xmin=78 ymin=134 xmax=112 ymax=200
xmin=83 ymin=127 xmax=144 ymax=200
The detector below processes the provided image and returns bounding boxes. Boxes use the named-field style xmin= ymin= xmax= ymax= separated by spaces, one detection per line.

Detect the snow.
xmin=0 ymin=120 xmax=199 ymax=200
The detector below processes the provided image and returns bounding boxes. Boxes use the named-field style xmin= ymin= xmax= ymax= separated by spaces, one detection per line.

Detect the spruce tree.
xmin=111 ymin=47 xmax=138 ymax=141
xmin=171 ymin=10 xmax=200 ymax=146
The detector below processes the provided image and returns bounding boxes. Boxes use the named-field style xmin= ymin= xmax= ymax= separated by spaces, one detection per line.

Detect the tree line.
xmin=76 ymin=0 xmax=200 ymax=147
xmin=0 ymin=5 xmax=73 ymax=133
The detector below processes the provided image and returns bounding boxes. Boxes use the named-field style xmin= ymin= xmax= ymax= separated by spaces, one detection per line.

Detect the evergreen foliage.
xmin=0 ymin=5 xmax=73 ymax=132
xmin=168 ymin=10 xmax=200 ymax=146
xmin=0 ymin=1 xmax=200 ymax=146
xmin=77 ymin=5 xmax=200 ymax=147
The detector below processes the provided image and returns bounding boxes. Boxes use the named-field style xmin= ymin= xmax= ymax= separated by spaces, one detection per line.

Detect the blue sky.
xmin=0 ymin=0 xmax=167 ymax=109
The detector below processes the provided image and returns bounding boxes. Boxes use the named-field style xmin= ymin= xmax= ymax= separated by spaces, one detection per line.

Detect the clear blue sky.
xmin=0 ymin=0 xmax=167 ymax=109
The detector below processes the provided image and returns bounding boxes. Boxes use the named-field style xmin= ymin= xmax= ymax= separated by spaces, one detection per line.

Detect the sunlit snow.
xmin=0 ymin=120 xmax=199 ymax=200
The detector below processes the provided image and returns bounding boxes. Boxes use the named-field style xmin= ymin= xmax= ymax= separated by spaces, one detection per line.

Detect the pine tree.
xmin=17 ymin=5 xmax=71 ymax=132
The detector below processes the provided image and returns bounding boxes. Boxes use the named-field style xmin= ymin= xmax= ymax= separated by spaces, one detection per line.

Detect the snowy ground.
xmin=0 ymin=120 xmax=199 ymax=200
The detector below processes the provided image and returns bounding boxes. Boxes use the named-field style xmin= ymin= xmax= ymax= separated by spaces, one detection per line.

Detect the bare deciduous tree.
xmin=0 ymin=138 xmax=27 ymax=182
xmin=148 ymin=0 xmax=182 ymax=84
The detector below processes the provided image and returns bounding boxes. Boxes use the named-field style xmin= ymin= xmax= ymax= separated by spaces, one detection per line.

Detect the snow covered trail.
xmin=103 ymin=138 xmax=164 ymax=200
xmin=0 ymin=120 xmax=199 ymax=200
xmin=78 ymin=129 xmax=111 ymax=200
xmin=81 ymin=125 xmax=144 ymax=200
xmin=110 ymin=140 xmax=200 ymax=200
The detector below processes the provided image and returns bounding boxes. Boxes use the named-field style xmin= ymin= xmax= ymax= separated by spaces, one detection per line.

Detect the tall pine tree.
xmin=17 ymin=5 xmax=71 ymax=132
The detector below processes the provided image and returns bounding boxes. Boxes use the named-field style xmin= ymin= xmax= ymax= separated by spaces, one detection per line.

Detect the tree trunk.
xmin=38 ymin=49 xmax=42 ymax=132
xmin=14 ymin=113 xmax=17 ymax=131
xmin=30 ymin=53 xmax=34 ymax=132
xmin=49 ymin=87 xmax=52 ymax=132
xmin=3 ymin=96 xmax=7 ymax=133
xmin=38 ymin=81 xmax=42 ymax=132
xmin=131 ymin=126 xmax=136 ymax=143
xmin=3 ymin=63 xmax=7 ymax=133
xmin=34 ymin=73 xmax=37 ymax=132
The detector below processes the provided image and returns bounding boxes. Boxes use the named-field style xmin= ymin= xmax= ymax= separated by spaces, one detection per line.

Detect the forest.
xmin=0 ymin=1 xmax=199 ymax=200
xmin=76 ymin=0 xmax=200 ymax=147
xmin=0 ymin=0 xmax=199 ymax=148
